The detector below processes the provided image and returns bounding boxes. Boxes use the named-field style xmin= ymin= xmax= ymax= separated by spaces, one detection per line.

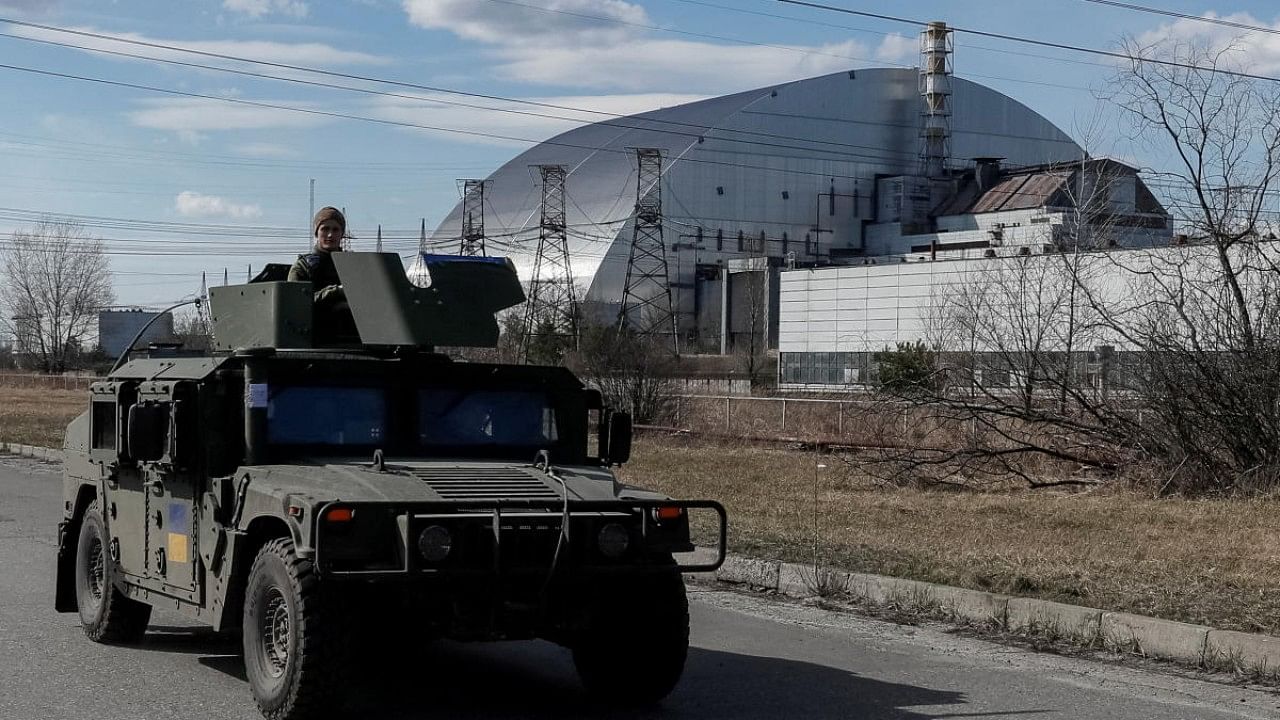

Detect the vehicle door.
xmin=89 ymin=381 xmax=148 ymax=581
xmin=131 ymin=381 xmax=201 ymax=600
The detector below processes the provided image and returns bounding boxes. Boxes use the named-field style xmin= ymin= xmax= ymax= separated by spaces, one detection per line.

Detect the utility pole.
xmin=375 ymin=224 xmax=383 ymax=253
xmin=308 ymin=178 xmax=315 ymax=248
xmin=459 ymin=179 xmax=487 ymax=256
xmin=617 ymin=148 xmax=677 ymax=353
xmin=520 ymin=165 xmax=578 ymax=363
xmin=419 ymin=218 xmax=427 ymax=254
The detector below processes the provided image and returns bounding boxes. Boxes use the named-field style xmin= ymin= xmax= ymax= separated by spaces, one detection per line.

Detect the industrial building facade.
xmin=434 ymin=61 xmax=1085 ymax=352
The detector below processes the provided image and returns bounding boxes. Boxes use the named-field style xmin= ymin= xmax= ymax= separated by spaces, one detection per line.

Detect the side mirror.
xmin=127 ymin=403 xmax=169 ymax=463
xmin=607 ymin=411 xmax=632 ymax=466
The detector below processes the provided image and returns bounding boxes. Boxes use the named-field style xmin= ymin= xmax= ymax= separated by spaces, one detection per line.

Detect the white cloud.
xmin=875 ymin=34 xmax=916 ymax=64
xmin=367 ymin=91 xmax=708 ymax=145
xmin=3 ymin=24 xmax=387 ymax=67
xmin=232 ymin=142 xmax=297 ymax=158
xmin=175 ymin=191 xmax=263 ymax=219
xmin=402 ymin=0 xmax=646 ymax=45
xmin=224 ymin=0 xmax=309 ymax=19
xmin=130 ymin=98 xmax=328 ymax=132
xmin=494 ymin=38 xmax=873 ymax=93
xmin=176 ymin=129 xmax=208 ymax=146
xmin=1136 ymin=13 xmax=1280 ymax=74
xmin=401 ymin=1 xmax=885 ymax=93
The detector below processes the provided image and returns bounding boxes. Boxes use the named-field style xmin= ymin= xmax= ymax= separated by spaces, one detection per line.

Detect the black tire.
xmin=75 ymin=499 xmax=151 ymax=643
xmin=242 ymin=538 xmax=349 ymax=720
xmin=572 ymin=570 xmax=690 ymax=705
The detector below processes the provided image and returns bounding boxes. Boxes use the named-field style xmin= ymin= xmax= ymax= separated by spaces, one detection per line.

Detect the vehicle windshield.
xmin=264 ymin=385 xmax=559 ymax=452
xmin=268 ymin=386 xmax=386 ymax=445
xmin=418 ymin=388 xmax=557 ymax=448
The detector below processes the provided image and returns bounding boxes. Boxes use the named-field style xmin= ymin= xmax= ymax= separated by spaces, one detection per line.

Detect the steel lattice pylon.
xmin=520 ymin=165 xmax=579 ymax=362
xmin=617 ymin=148 xmax=677 ymax=352
xmin=459 ymin=179 xmax=487 ymax=256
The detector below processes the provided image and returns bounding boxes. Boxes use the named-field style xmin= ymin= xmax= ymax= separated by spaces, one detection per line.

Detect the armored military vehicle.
xmin=54 ymin=252 xmax=726 ymax=720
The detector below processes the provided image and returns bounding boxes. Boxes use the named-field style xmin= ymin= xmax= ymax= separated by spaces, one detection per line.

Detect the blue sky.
xmin=2 ymin=0 xmax=1278 ymax=306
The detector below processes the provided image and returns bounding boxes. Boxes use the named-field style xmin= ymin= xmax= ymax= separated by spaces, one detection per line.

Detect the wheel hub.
xmin=260 ymin=588 xmax=291 ymax=678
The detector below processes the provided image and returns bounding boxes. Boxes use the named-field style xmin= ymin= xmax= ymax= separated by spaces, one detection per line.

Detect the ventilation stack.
xmin=919 ymin=21 xmax=953 ymax=178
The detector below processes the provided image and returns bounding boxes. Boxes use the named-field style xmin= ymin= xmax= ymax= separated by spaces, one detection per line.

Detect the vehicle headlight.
xmin=417 ymin=525 xmax=452 ymax=563
xmin=596 ymin=522 xmax=630 ymax=559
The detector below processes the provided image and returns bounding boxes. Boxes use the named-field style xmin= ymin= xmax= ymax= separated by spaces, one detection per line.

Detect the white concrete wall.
xmin=779 ymin=244 xmax=1276 ymax=355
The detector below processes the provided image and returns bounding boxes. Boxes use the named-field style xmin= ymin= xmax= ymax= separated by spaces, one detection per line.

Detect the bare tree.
xmin=0 ymin=220 xmax=113 ymax=373
xmin=568 ymin=324 xmax=676 ymax=424
xmin=877 ymin=39 xmax=1280 ymax=493
xmin=1100 ymin=38 xmax=1280 ymax=490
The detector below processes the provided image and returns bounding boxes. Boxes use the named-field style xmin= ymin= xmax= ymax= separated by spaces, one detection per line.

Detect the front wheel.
xmin=572 ymin=570 xmax=690 ymax=705
xmin=75 ymin=500 xmax=151 ymax=643
xmin=242 ymin=538 xmax=349 ymax=720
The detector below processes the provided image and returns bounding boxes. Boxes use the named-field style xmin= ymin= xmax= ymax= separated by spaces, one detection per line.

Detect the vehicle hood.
xmin=240 ymin=458 xmax=648 ymax=504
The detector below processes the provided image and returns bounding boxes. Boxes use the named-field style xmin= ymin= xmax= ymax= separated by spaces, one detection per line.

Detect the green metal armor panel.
xmin=209 ymin=282 xmax=313 ymax=350
xmin=333 ymin=252 xmax=524 ymax=348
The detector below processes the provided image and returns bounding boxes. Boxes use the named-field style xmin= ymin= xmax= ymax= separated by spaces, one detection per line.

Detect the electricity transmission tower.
xmin=617 ymin=148 xmax=677 ymax=353
xmin=459 ymin=179 xmax=487 ymax=256
xmin=520 ymin=165 xmax=579 ymax=363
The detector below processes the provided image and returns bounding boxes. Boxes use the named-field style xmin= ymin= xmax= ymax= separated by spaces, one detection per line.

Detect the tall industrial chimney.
xmin=919 ymin=21 xmax=953 ymax=178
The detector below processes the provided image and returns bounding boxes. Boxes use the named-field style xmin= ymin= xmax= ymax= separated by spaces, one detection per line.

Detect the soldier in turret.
xmin=289 ymin=206 xmax=347 ymax=307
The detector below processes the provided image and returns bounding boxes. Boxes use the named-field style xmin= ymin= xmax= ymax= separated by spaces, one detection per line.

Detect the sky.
xmin=3 ymin=0 xmax=1280 ymax=307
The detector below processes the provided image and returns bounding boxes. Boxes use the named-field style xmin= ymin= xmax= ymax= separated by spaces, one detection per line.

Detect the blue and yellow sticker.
xmin=167 ymin=503 xmax=189 ymax=564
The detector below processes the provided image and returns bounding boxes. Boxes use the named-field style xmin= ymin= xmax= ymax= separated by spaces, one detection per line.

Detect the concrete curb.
xmin=3 ymin=443 xmax=63 ymax=463
xmin=708 ymin=552 xmax=1277 ymax=676
xmin=6 ymin=444 xmax=1275 ymax=676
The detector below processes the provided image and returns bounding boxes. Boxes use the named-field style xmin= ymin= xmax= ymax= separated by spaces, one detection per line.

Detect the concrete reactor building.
xmin=433 ymin=23 xmax=1171 ymax=377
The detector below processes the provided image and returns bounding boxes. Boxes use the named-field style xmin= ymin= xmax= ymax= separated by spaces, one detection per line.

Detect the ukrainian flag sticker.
xmin=168 ymin=532 xmax=189 ymax=564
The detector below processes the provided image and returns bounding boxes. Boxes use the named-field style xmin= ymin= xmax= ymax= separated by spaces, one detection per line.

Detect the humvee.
xmin=54 ymin=252 xmax=726 ymax=720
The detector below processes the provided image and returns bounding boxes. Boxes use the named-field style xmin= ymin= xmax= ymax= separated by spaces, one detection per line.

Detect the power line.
xmin=0 ymin=14 xmax=1095 ymax=164
xmin=774 ymin=0 xmax=1280 ymax=85
xmin=1 ymin=31 xmax=919 ymax=165
xmin=0 ymin=61 xmax=917 ymax=181
xmin=0 ymin=16 xmax=930 ymax=163
xmin=668 ymin=0 xmax=1108 ymax=77
xmin=1077 ymin=0 xmax=1280 ymax=36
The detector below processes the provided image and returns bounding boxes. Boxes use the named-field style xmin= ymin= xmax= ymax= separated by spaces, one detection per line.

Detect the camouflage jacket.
xmin=288 ymin=250 xmax=345 ymax=305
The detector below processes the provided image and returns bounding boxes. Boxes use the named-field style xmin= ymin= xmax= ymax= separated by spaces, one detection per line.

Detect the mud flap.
xmin=54 ymin=520 xmax=77 ymax=612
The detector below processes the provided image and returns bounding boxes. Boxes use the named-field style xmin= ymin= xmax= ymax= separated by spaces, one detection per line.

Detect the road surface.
xmin=2 ymin=455 xmax=1276 ymax=719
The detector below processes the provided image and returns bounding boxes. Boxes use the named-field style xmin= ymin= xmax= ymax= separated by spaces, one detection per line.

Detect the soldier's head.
xmin=312 ymin=206 xmax=346 ymax=253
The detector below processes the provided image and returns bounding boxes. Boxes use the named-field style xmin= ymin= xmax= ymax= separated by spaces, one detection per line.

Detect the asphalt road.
xmin=3 ymin=455 xmax=1278 ymax=720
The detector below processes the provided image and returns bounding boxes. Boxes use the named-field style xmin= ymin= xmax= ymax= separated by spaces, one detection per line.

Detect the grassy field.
xmin=620 ymin=434 xmax=1280 ymax=637
xmin=4 ymin=384 xmax=1277 ymax=636
xmin=0 ymin=386 xmax=82 ymax=447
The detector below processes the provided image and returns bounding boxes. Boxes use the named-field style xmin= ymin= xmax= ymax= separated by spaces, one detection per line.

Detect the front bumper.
xmin=313 ymin=498 xmax=727 ymax=578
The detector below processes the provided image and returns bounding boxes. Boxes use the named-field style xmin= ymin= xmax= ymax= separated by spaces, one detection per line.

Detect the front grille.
xmin=410 ymin=467 xmax=560 ymax=500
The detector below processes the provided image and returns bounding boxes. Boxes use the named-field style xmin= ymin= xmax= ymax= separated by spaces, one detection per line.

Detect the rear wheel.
xmin=572 ymin=569 xmax=689 ymax=705
xmin=74 ymin=500 xmax=151 ymax=643
xmin=242 ymin=538 xmax=350 ymax=720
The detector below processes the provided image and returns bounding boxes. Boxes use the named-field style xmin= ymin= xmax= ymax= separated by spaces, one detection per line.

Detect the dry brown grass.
xmin=621 ymin=433 xmax=1280 ymax=636
xmin=0 ymin=386 xmax=84 ymax=447
xmin=6 ymin=383 xmax=1278 ymax=636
